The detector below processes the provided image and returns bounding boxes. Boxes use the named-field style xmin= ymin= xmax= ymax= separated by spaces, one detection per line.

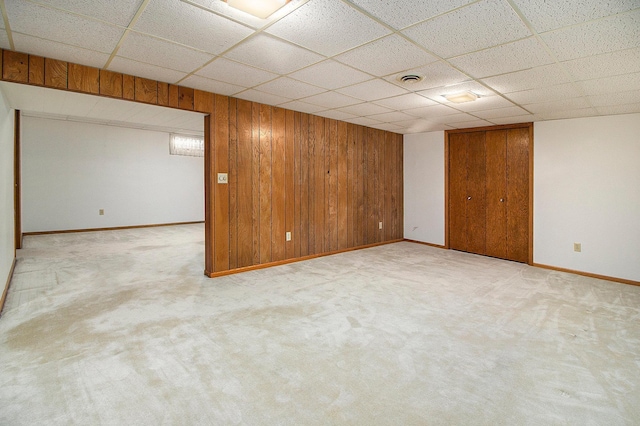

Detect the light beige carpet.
xmin=1 ymin=224 xmax=639 ymax=425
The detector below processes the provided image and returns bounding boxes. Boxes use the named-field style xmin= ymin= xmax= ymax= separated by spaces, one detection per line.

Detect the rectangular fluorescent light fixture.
xmin=227 ymin=0 xmax=288 ymax=19
xmin=443 ymin=91 xmax=478 ymax=103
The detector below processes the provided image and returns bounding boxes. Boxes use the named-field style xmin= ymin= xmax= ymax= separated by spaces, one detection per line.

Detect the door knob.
xmin=500 ymin=198 xmax=504 ymax=202
xmin=467 ymin=196 xmax=471 ymax=200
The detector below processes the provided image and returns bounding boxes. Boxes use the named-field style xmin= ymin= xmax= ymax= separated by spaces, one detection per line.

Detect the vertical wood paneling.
xmin=68 ymin=63 xmax=99 ymax=94
xmin=346 ymin=123 xmax=356 ymax=248
xmin=307 ymin=114 xmax=316 ymax=254
xmin=259 ymin=104 xmax=272 ymax=264
xmin=179 ymin=86 xmax=194 ymax=110
xmin=195 ymin=89 xmax=214 ymax=113
xmin=251 ymin=103 xmax=261 ymax=265
xmin=228 ymin=98 xmax=238 ymax=270
xmin=328 ymin=119 xmax=339 ymax=251
xmin=44 ymin=58 xmax=67 ymax=88
xmin=123 ymin=74 xmax=135 ymax=100
xmin=135 ymin=77 xmax=157 ymax=104
xmin=285 ymin=109 xmax=295 ymax=260
xmin=313 ymin=115 xmax=325 ymax=254
xmin=3 ymin=51 xmax=28 ymax=82
xmin=385 ymin=132 xmax=395 ymax=241
xmin=506 ymin=127 xmax=530 ymax=263
xmin=293 ymin=112 xmax=302 ymax=259
xmin=377 ymin=129 xmax=385 ymax=243
xmin=271 ymin=107 xmax=286 ymax=262
xmin=337 ymin=121 xmax=348 ymax=250
xmin=157 ymin=82 xmax=169 ymax=106
xmin=28 ymin=55 xmax=44 ymax=85
xmin=299 ymin=113 xmax=310 ymax=257
xmin=237 ymin=99 xmax=253 ymax=268
xmin=397 ymin=134 xmax=404 ymax=239
xmin=100 ymin=70 xmax=122 ymax=98
xmin=214 ymin=95 xmax=230 ymax=271
xmin=168 ymin=85 xmax=179 ymax=107
xmin=355 ymin=125 xmax=365 ymax=247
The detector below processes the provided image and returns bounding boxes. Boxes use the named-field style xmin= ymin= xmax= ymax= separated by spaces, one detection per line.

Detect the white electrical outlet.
xmin=217 ymin=173 xmax=228 ymax=184
xmin=286 ymin=232 xmax=291 ymax=241
xmin=379 ymin=221 xmax=383 ymax=230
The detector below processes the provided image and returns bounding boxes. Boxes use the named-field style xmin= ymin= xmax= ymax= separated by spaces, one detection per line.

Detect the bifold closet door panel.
xmin=465 ymin=131 xmax=487 ymax=255
xmin=448 ymin=133 xmax=469 ymax=251
xmin=506 ymin=128 xmax=530 ymax=263
xmin=485 ymin=130 xmax=508 ymax=259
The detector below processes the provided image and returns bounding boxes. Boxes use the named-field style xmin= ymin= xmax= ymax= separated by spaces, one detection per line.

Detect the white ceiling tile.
xmin=289 ymin=60 xmax=371 ymax=90
xmin=234 ymin=89 xmax=292 ymax=106
xmin=540 ymin=10 xmax=640 ymax=61
xmin=489 ymin=115 xmax=535 ymax=125
xmin=562 ymin=48 xmax=640 ymax=81
xmin=418 ymin=112 xmax=479 ymax=124
xmin=266 ymin=0 xmax=390 ymax=56
xmin=334 ymin=35 xmax=437 ymax=77
xmin=186 ymin=0 xmax=270 ymax=28
xmin=180 ymin=75 xmax=245 ymax=96
xmin=417 ymin=81 xmax=496 ymax=102
xmin=278 ymin=101 xmax=326 ymax=114
xmin=348 ymin=0 xmax=476 ymax=30
xmin=506 ymin=83 xmax=583 ymax=104
xmin=404 ymin=104 xmax=461 ymax=118
xmin=449 ymin=37 xmax=554 ymax=78
xmin=403 ymin=0 xmax=531 ymax=58
xmin=196 ymin=58 xmax=278 ymax=87
xmin=524 ymin=97 xmax=590 ymax=114
xmin=134 ymin=0 xmax=253 ymax=55
xmin=119 ymin=32 xmax=214 ymax=73
xmin=511 ymin=0 xmax=640 ymax=33
xmin=0 ymin=32 xmax=9 ymax=50
xmin=108 ymin=57 xmax=188 ymax=84
xmin=450 ymin=95 xmax=516 ymax=112
xmin=578 ymin=72 xmax=640 ymax=96
xmin=336 ymin=79 xmax=408 ymax=102
xmin=596 ymin=103 xmax=640 ymax=116
xmin=366 ymin=111 xmax=416 ymax=123
xmin=588 ymin=90 xmax=640 ymax=107
xmin=224 ymin=34 xmax=323 ymax=74
xmin=473 ymin=106 xmax=531 ymax=120
xmin=452 ymin=119 xmax=494 ymax=129
xmin=343 ymin=116 xmax=384 ymax=127
xmin=315 ymin=110 xmax=358 ymax=121
xmin=6 ymin=1 xmax=124 ymax=53
xmin=373 ymin=93 xmax=437 ymax=110
xmin=370 ymin=122 xmax=403 ymax=132
xmin=534 ymin=107 xmax=599 ymax=120
xmin=384 ymin=61 xmax=470 ymax=91
xmin=254 ymin=77 xmax=326 ymax=99
xmin=337 ymin=103 xmax=393 ymax=116
xmin=481 ymin=63 xmax=571 ymax=93
xmin=31 ymin=0 xmax=145 ymax=26
xmin=392 ymin=118 xmax=451 ymax=133
xmin=302 ymin=92 xmax=363 ymax=109
xmin=13 ymin=33 xmax=110 ymax=68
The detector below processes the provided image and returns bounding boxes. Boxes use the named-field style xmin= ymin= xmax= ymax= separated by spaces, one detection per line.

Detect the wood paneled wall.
xmin=1 ymin=49 xmax=404 ymax=276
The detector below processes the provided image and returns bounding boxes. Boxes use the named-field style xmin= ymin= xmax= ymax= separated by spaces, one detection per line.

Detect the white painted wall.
xmin=403 ymin=131 xmax=445 ymax=245
xmin=534 ymin=114 xmax=640 ymax=281
xmin=22 ymin=117 xmax=204 ymax=232
xmin=0 ymin=90 xmax=14 ymax=293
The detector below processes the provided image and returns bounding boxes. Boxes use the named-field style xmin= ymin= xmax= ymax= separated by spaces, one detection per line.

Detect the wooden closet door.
xmin=506 ymin=128 xmax=529 ymax=262
xmin=485 ymin=130 xmax=507 ymax=259
xmin=448 ymin=133 xmax=469 ymax=251
xmin=465 ymin=132 xmax=486 ymax=255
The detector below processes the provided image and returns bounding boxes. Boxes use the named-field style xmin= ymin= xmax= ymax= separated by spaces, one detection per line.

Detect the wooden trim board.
xmin=532 ymin=263 xmax=639 ymax=287
xmin=403 ymin=239 xmax=446 ymax=249
xmin=0 ymin=258 xmax=17 ymax=316
xmin=22 ymin=221 xmax=204 ymax=236
xmin=206 ymin=239 xmax=404 ymax=277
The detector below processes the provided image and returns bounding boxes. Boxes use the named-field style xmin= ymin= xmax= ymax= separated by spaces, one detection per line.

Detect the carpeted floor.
xmin=1 ymin=224 xmax=639 ymax=425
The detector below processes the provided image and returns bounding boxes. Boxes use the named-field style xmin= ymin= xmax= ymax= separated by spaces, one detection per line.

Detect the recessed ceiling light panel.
xmin=226 ymin=0 xmax=288 ymax=19
xmin=443 ymin=91 xmax=478 ymax=103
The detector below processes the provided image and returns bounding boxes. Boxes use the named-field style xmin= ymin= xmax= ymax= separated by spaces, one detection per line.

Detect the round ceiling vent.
xmin=396 ymin=74 xmax=424 ymax=84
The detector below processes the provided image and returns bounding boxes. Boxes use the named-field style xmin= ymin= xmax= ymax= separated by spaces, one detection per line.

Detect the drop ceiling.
xmin=1 ymin=0 xmax=639 ymax=134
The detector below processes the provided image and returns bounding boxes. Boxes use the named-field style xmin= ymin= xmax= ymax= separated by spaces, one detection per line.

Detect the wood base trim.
xmin=23 ymin=221 xmax=205 ymax=236
xmin=0 ymin=258 xmax=17 ymax=316
xmin=403 ymin=239 xmax=446 ymax=249
xmin=205 ymin=239 xmax=404 ymax=278
xmin=532 ymin=263 xmax=639 ymax=287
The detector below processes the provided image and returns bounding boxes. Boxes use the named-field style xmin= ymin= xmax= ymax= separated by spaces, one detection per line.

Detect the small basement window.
xmin=170 ymin=133 xmax=204 ymax=157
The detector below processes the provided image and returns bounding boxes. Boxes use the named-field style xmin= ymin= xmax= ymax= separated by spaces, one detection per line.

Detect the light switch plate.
xmin=217 ymin=173 xmax=228 ymax=184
